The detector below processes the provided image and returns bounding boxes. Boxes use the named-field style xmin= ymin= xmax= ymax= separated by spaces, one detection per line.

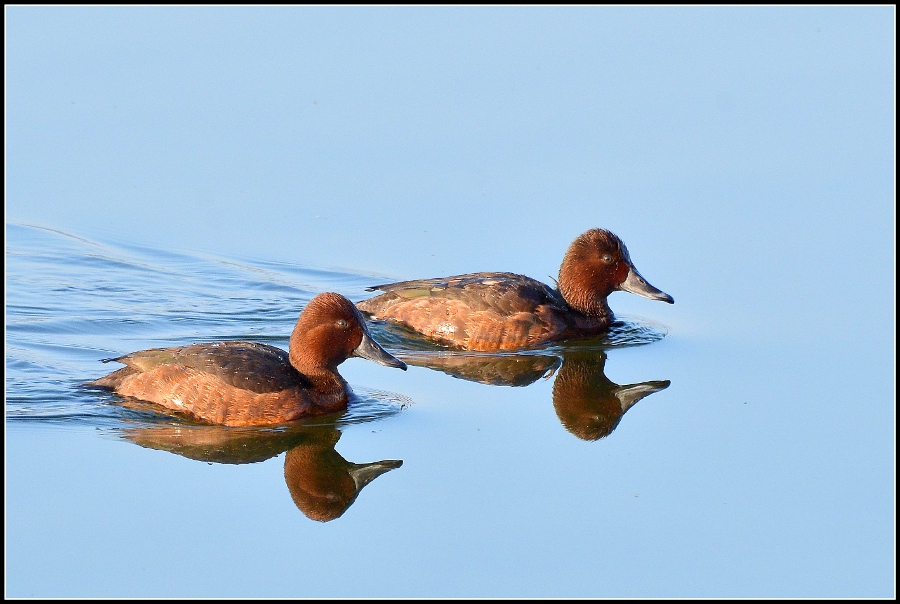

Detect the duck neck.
xmin=300 ymin=364 xmax=348 ymax=393
xmin=289 ymin=328 xmax=348 ymax=397
xmin=289 ymin=355 xmax=349 ymax=412
xmin=557 ymin=270 xmax=613 ymax=321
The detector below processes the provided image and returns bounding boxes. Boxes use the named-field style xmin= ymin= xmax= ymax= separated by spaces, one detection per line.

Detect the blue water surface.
xmin=5 ymin=6 xmax=895 ymax=598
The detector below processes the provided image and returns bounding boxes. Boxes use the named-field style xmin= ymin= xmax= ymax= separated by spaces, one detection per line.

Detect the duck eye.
xmin=336 ymin=319 xmax=349 ymax=328
xmin=601 ymin=254 xmax=615 ymax=264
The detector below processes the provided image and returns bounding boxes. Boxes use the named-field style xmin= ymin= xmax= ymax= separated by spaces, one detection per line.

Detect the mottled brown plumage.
xmin=89 ymin=292 xmax=406 ymax=426
xmin=357 ymin=228 xmax=673 ymax=351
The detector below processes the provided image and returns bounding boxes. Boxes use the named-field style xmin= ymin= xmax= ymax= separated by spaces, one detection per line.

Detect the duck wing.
xmin=363 ymin=272 xmax=566 ymax=316
xmin=107 ymin=341 xmax=310 ymax=394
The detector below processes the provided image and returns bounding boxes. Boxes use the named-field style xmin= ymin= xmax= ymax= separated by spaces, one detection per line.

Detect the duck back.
xmin=90 ymin=341 xmax=319 ymax=426
xmin=357 ymin=272 xmax=575 ymax=351
xmin=103 ymin=342 xmax=310 ymax=392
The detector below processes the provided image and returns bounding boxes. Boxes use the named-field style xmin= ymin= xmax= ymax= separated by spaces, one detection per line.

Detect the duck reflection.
xmin=550 ymin=350 xmax=669 ymax=440
xmin=399 ymin=349 xmax=669 ymax=441
xmin=119 ymin=422 xmax=402 ymax=522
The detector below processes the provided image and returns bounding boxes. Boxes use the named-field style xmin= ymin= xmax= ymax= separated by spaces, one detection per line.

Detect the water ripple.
xmin=6 ymin=223 xmax=410 ymax=428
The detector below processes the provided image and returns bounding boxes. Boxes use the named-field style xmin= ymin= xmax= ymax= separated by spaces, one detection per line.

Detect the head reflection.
xmin=282 ymin=427 xmax=402 ymax=522
xmin=399 ymin=348 xmax=668 ymax=441
xmin=550 ymin=350 xmax=669 ymax=440
xmin=118 ymin=421 xmax=402 ymax=521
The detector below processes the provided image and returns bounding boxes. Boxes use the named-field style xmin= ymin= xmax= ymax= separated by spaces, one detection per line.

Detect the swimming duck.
xmin=356 ymin=228 xmax=673 ymax=351
xmin=90 ymin=292 xmax=407 ymax=426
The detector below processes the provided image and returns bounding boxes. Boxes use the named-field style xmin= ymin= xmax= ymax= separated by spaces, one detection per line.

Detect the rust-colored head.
xmin=289 ymin=292 xmax=406 ymax=374
xmin=557 ymin=229 xmax=673 ymax=317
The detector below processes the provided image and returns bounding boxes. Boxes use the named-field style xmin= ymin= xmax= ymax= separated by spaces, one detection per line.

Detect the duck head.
xmin=289 ymin=292 xmax=407 ymax=373
xmin=558 ymin=228 xmax=673 ymax=317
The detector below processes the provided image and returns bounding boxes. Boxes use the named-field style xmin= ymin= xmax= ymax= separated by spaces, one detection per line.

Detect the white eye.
xmin=336 ymin=319 xmax=349 ymax=328
xmin=601 ymin=254 xmax=615 ymax=264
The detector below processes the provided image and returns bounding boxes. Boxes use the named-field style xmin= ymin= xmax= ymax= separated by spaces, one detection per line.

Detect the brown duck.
xmin=357 ymin=228 xmax=673 ymax=351
xmin=90 ymin=292 xmax=407 ymax=426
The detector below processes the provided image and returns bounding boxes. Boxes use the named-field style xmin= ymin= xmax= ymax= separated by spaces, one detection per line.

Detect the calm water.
xmin=5 ymin=220 xmax=893 ymax=597
xmin=6 ymin=6 xmax=894 ymax=598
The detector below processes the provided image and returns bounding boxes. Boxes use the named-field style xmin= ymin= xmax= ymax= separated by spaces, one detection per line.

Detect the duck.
xmin=356 ymin=228 xmax=673 ymax=351
xmin=89 ymin=292 xmax=407 ymax=426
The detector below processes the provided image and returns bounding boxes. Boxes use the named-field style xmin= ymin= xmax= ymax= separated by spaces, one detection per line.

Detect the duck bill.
xmin=614 ymin=380 xmax=671 ymax=413
xmin=352 ymin=331 xmax=408 ymax=370
xmin=619 ymin=266 xmax=674 ymax=304
xmin=348 ymin=460 xmax=403 ymax=491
